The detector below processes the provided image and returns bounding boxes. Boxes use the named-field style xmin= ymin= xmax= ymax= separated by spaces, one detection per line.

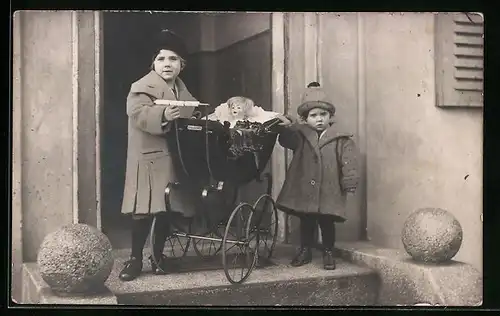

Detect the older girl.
xmin=119 ymin=29 xmax=198 ymax=281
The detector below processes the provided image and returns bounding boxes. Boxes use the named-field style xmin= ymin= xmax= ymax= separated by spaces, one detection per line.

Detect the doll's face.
xmin=305 ymin=108 xmax=331 ymax=131
xmin=227 ymin=97 xmax=254 ymax=120
xmin=229 ymin=103 xmax=246 ymax=119
xmin=153 ymin=49 xmax=184 ymax=82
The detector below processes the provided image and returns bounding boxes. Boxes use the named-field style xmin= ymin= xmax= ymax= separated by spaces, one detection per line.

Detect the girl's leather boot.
xmin=119 ymin=257 xmax=143 ymax=281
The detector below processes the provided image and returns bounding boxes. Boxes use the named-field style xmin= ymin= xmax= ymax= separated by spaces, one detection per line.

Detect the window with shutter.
xmin=435 ymin=12 xmax=484 ymax=107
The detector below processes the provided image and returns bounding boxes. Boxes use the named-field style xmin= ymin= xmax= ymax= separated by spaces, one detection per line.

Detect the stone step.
xmin=106 ymin=244 xmax=380 ymax=306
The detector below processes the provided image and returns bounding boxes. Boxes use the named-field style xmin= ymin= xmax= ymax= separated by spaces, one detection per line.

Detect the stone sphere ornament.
xmin=37 ymin=224 xmax=114 ymax=295
xmin=402 ymin=208 xmax=463 ymax=263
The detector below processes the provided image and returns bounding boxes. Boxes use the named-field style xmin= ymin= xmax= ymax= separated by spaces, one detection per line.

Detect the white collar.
xmin=319 ymin=129 xmax=327 ymax=139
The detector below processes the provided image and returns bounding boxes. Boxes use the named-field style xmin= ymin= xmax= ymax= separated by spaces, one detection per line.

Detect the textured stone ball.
xmin=37 ymin=224 xmax=114 ymax=295
xmin=402 ymin=208 xmax=463 ymax=263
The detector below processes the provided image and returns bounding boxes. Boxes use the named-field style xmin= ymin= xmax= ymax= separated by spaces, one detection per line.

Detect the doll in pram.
xmin=151 ymin=98 xmax=284 ymax=284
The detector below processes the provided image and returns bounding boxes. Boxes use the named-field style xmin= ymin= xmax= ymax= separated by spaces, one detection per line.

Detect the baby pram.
xmin=150 ymin=103 xmax=282 ymax=284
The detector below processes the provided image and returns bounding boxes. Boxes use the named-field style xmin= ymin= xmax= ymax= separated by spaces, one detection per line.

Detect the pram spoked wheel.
xmin=251 ymin=193 xmax=279 ymax=261
xmin=192 ymin=222 xmax=224 ymax=257
xmin=192 ymin=183 xmax=232 ymax=258
xmin=222 ymin=202 xmax=259 ymax=284
xmin=150 ymin=214 xmax=191 ymax=259
xmin=164 ymin=223 xmax=192 ymax=258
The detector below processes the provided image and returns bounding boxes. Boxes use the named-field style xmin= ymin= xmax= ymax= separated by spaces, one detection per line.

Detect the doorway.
xmin=100 ymin=12 xmax=273 ymax=249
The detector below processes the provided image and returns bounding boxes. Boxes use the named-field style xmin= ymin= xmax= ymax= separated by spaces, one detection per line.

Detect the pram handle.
xmin=260 ymin=117 xmax=283 ymax=133
xmin=154 ymin=100 xmax=210 ymax=107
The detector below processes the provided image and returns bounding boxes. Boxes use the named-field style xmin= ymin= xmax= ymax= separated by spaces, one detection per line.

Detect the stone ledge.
xmin=22 ymin=263 xmax=118 ymax=305
xmin=107 ymin=244 xmax=380 ymax=305
xmin=21 ymin=244 xmax=380 ymax=306
xmin=335 ymin=241 xmax=483 ymax=306
xmin=118 ymin=272 xmax=379 ymax=306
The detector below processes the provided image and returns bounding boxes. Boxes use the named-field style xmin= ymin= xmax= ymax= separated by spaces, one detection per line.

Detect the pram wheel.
xmin=164 ymin=229 xmax=191 ymax=258
xmin=251 ymin=194 xmax=279 ymax=261
xmin=150 ymin=215 xmax=191 ymax=259
xmin=192 ymin=222 xmax=224 ymax=257
xmin=193 ymin=183 xmax=231 ymax=258
xmin=222 ymin=203 xmax=258 ymax=284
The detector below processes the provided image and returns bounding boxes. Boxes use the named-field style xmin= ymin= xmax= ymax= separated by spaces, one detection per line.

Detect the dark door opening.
xmin=100 ymin=12 xmax=272 ymax=249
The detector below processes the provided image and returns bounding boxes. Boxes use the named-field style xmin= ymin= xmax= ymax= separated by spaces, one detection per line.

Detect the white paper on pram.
xmin=206 ymin=103 xmax=280 ymax=128
xmin=154 ymin=99 xmax=197 ymax=119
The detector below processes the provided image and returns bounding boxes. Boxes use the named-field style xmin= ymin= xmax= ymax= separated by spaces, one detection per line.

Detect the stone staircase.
xmin=106 ymin=244 xmax=380 ymax=306
xmin=22 ymin=241 xmax=482 ymax=306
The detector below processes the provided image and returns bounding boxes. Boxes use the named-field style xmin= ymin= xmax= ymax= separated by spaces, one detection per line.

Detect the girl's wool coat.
xmin=276 ymin=123 xmax=359 ymax=221
xmin=121 ymin=70 xmax=199 ymax=218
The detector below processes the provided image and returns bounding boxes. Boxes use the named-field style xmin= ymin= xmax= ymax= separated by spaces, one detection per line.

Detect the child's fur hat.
xmin=297 ymin=82 xmax=336 ymax=117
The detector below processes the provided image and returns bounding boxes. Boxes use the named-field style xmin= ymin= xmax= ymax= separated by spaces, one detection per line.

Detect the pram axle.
xmin=171 ymin=232 xmax=248 ymax=246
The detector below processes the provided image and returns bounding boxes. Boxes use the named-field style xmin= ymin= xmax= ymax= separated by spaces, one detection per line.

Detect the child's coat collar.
xmin=297 ymin=123 xmax=353 ymax=157
xmin=143 ymin=70 xmax=190 ymax=100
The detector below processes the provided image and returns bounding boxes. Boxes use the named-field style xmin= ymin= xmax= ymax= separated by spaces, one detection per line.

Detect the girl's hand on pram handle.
xmin=163 ymin=105 xmax=180 ymax=121
xmin=191 ymin=110 xmax=202 ymax=119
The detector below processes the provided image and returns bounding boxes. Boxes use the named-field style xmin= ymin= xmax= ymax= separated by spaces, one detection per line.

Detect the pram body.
xmin=167 ymin=118 xmax=278 ymax=184
xmin=153 ymin=115 xmax=282 ymax=284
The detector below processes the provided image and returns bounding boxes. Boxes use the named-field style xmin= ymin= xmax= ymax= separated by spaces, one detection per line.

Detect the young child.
xmin=208 ymin=96 xmax=279 ymax=127
xmin=276 ymin=82 xmax=359 ymax=270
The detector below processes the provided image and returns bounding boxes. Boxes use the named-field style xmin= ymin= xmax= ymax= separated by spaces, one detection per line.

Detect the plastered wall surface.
xmin=18 ymin=11 xmax=76 ymax=262
xmin=363 ymin=13 xmax=482 ymax=272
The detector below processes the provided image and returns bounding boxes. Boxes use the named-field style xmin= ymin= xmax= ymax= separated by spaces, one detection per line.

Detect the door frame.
xmin=90 ymin=11 xmax=367 ymax=240
xmin=94 ymin=11 xmax=103 ymax=232
xmin=270 ymin=12 xmax=368 ymax=242
xmin=93 ymin=12 xmax=285 ymax=237
xmin=270 ymin=12 xmax=287 ymax=243
xmin=73 ymin=10 xmax=103 ymax=231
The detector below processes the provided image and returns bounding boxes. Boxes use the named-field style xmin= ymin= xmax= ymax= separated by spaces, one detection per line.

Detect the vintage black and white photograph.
xmin=11 ymin=11 xmax=483 ymax=306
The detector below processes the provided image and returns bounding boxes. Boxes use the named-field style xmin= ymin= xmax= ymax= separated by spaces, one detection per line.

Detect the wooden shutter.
xmin=435 ymin=12 xmax=484 ymax=107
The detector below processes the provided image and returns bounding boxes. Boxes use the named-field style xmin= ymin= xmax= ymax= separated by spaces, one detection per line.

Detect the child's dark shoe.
xmin=119 ymin=257 xmax=143 ymax=281
xmin=323 ymin=249 xmax=336 ymax=270
xmin=290 ymin=247 xmax=312 ymax=267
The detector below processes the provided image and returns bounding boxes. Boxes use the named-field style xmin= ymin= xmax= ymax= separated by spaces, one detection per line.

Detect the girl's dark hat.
xmin=150 ymin=29 xmax=188 ymax=60
xmin=297 ymin=82 xmax=336 ymax=117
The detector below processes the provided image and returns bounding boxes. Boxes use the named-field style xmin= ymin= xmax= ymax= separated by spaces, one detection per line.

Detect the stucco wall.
xmin=18 ymin=11 xmax=75 ymax=262
xmin=363 ymin=13 xmax=483 ymax=272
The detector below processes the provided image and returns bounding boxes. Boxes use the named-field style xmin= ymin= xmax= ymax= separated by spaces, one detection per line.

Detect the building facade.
xmin=11 ymin=11 xmax=483 ymax=302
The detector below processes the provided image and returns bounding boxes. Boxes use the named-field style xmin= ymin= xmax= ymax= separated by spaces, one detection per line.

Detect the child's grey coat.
xmin=276 ymin=122 xmax=359 ymax=221
xmin=121 ymin=70 xmax=198 ymax=218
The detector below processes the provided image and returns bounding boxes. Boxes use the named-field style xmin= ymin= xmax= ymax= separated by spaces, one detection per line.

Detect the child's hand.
xmin=276 ymin=114 xmax=292 ymax=127
xmin=163 ymin=105 xmax=180 ymax=121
